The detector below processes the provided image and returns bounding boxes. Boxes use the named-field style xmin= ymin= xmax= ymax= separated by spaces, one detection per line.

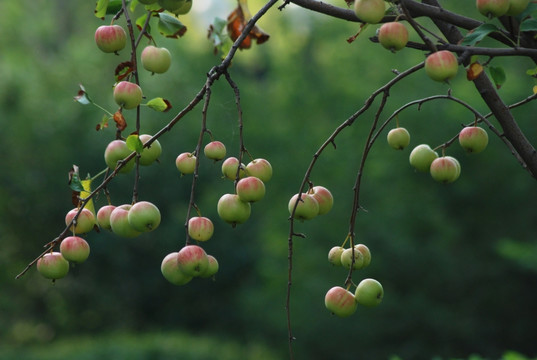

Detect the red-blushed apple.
xmin=340 ymin=247 xmax=365 ymax=270
xmin=424 ymin=50 xmax=458 ymax=82
xmin=104 ymin=139 xmax=135 ymax=173
xmin=506 ymin=0 xmax=529 ymax=15
xmin=430 ymin=156 xmax=461 ymax=183
xmin=188 ymin=216 xmax=214 ymax=242
xmin=328 ymin=246 xmax=345 ymax=266
xmin=221 ymin=157 xmax=246 ymax=180
xmin=176 ymin=245 xmax=209 ymax=277
xmin=355 ymin=278 xmax=384 ymax=307
xmin=288 ymin=193 xmax=319 ymax=221
xmin=161 ymin=252 xmax=193 ymax=285
xmin=94 ymin=25 xmax=127 ymax=53
xmin=354 ymin=0 xmax=386 ymax=24
xmin=445 ymin=156 xmax=461 ymax=179
xmin=217 ymin=194 xmax=251 ymax=226
xmin=409 ymin=144 xmax=439 ymax=172
xmin=97 ymin=205 xmax=116 ymax=231
xmin=355 ymin=244 xmax=372 ymax=268
xmin=175 ymin=152 xmax=197 ymax=175
xmin=113 ymin=81 xmax=143 ymax=110
xmin=458 ymin=126 xmax=489 ymax=153
xmin=236 ymin=176 xmax=266 ymax=203
xmin=37 ymin=252 xmax=69 ymax=280
xmin=65 ymin=208 xmax=96 ymax=234
xmin=477 ymin=0 xmax=509 ymax=17
xmin=387 ymin=127 xmax=411 ymax=150
xmin=199 ymin=254 xmax=219 ymax=278
xmin=141 ymin=45 xmax=172 ymax=74
xmin=128 ymin=201 xmax=161 ymax=232
xmin=309 ymin=186 xmax=333 ymax=215
xmin=325 ymin=286 xmax=358 ymax=317
xmin=138 ymin=134 xmax=162 ymax=166
xmin=378 ymin=22 xmax=408 ymax=52
xmin=110 ymin=204 xmax=142 ymax=238
xmin=245 ymin=158 xmax=273 ymax=182
xmin=204 ymin=141 xmax=227 ymax=161
xmin=60 ymin=236 xmax=90 ymax=264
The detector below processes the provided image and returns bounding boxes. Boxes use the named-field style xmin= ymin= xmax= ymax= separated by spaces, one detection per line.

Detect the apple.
xmin=353 ymin=0 xmax=386 ymax=24
xmin=175 ymin=0 xmax=193 ymax=14
xmin=158 ymin=0 xmax=187 ymax=12
xmin=409 ymin=144 xmax=439 ymax=172
xmin=128 ymin=201 xmax=161 ymax=232
xmin=325 ymin=286 xmax=358 ymax=318
xmin=217 ymin=194 xmax=251 ymax=225
xmin=141 ymin=45 xmax=172 ymax=74
xmin=65 ymin=208 xmax=96 ymax=234
xmin=387 ymin=127 xmax=411 ymax=150
xmin=506 ymin=0 xmax=530 ymax=15
xmin=97 ymin=205 xmax=116 ymax=231
xmin=204 ymin=141 xmax=227 ymax=161
xmin=175 ymin=152 xmax=197 ymax=175
xmin=104 ymin=140 xmax=135 ymax=173
xmin=110 ymin=204 xmax=142 ymax=238
xmin=245 ymin=158 xmax=273 ymax=182
xmin=459 ymin=126 xmax=489 ymax=153
xmin=94 ymin=25 xmax=127 ymax=54
xmin=236 ymin=176 xmax=266 ymax=203
xmin=355 ymin=244 xmax=372 ymax=268
xmin=199 ymin=254 xmax=219 ymax=278
xmin=429 ymin=156 xmax=460 ymax=183
xmin=176 ymin=245 xmax=209 ymax=277
xmin=161 ymin=252 xmax=193 ymax=285
xmin=113 ymin=81 xmax=143 ymax=110
xmin=188 ymin=216 xmax=214 ymax=242
xmin=378 ymin=22 xmax=408 ymax=52
xmin=221 ymin=157 xmax=246 ymax=180
xmin=340 ymin=247 xmax=365 ymax=270
xmin=328 ymin=246 xmax=345 ymax=266
xmin=288 ymin=193 xmax=319 ymax=221
xmin=425 ymin=50 xmax=458 ymax=82
xmin=37 ymin=252 xmax=70 ymax=280
xmin=430 ymin=156 xmax=461 ymax=183
xmin=309 ymin=186 xmax=333 ymax=215
xmin=477 ymin=0 xmax=509 ymax=17
xmin=355 ymin=278 xmax=384 ymax=307
xmin=60 ymin=236 xmax=90 ymax=264
xmin=138 ymin=134 xmax=162 ymax=166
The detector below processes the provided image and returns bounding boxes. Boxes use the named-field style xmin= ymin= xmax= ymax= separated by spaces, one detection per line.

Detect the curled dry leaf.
xmin=467 ymin=62 xmax=484 ymax=81
xmin=113 ymin=110 xmax=127 ymax=131
xmin=227 ymin=0 xmax=269 ymax=50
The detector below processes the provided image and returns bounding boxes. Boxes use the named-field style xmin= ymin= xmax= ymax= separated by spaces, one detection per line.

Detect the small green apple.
xmin=458 ymin=126 xmax=488 ymax=153
xmin=354 ymin=0 xmax=386 ymax=24
xmin=161 ymin=252 xmax=193 ymax=285
xmin=387 ymin=127 xmax=411 ymax=150
xmin=328 ymin=246 xmax=345 ymax=266
xmin=340 ymin=247 xmax=365 ymax=270
xmin=113 ymin=81 xmax=143 ymax=110
xmin=138 ymin=134 xmax=162 ymax=166
xmin=288 ymin=193 xmax=319 ymax=221
xmin=217 ymin=194 xmax=251 ymax=225
xmin=37 ymin=252 xmax=70 ymax=280
xmin=409 ymin=144 xmax=439 ymax=172
xmin=355 ymin=278 xmax=384 ymax=307
xmin=141 ymin=45 xmax=172 ymax=74
xmin=128 ymin=201 xmax=161 ymax=232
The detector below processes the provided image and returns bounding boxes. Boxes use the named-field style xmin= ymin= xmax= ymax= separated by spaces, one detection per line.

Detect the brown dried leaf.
xmin=115 ymin=61 xmax=134 ymax=82
xmin=113 ymin=110 xmax=127 ymax=131
xmin=226 ymin=3 xmax=269 ymax=50
xmin=467 ymin=62 xmax=484 ymax=81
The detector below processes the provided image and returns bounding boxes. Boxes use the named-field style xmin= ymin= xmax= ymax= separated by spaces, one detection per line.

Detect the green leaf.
xmin=519 ymin=18 xmax=537 ymax=33
xmin=126 ymin=134 xmax=144 ymax=154
xmin=146 ymin=97 xmax=172 ymax=112
xmin=106 ymin=0 xmax=124 ymax=15
xmin=489 ymin=66 xmax=506 ymax=89
xmin=157 ymin=13 xmax=187 ymax=38
xmin=95 ymin=0 xmax=110 ymax=19
xmin=208 ymin=17 xmax=233 ymax=59
xmin=69 ymin=171 xmax=85 ymax=192
xmin=526 ymin=67 xmax=537 ymax=76
xmin=136 ymin=13 xmax=151 ymax=34
xmin=460 ymin=24 xmax=501 ymax=46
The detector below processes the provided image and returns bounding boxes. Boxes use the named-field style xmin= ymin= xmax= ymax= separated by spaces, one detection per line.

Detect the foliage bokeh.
xmin=1 ymin=0 xmax=536 ymax=359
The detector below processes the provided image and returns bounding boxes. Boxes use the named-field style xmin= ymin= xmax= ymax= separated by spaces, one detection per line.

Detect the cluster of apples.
xmin=387 ymin=123 xmax=489 ymax=183
xmin=476 ymin=0 xmax=530 ymax=17
xmin=94 ymin=23 xmax=173 ymax=111
xmin=105 ymin=135 xmax=163 ymax=173
xmin=287 ymin=186 xmax=334 ymax=221
xmin=324 ymin=244 xmax=383 ymax=317
xmin=161 ymin=245 xmax=219 ymax=286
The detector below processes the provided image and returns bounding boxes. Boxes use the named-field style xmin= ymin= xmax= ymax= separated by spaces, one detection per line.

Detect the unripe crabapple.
xmin=161 ymin=252 xmax=193 ymax=285
xmin=424 ymin=51 xmax=458 ymax=82
xmin=188 ymin=216 xmax=214 ymax=241
xmin=141 ymin=45 xmax=172 ymax=74
xmin=309 ymin=186 xmax=333 ymax=215
xmin=409 ymin=144 xmax=438 ymax=172
xmin=204 ymin=141 xmax=227 ymax=161
xmin=476 ymin=0 xmax=509 ymax=17
xmin=65 ymin=208 xmax=96 ymax=234
xmin=506 ymin=0 xmax=530 ymax=15
xmin=113 ymin=81 xmax=143 ymax=110
xmin=217 ymin=194 xmax=251 ymax=225
xmin=458 ymin=126 xmax=489 ymax=153
xmin=387 ymin=127 xmax=411 ymax=150
xmin=97 ymin=205 xmax=116 ymax=231
xmin=94 ymin=25 xmax=127 ymax=53
xmin=128 ymin=201 xmax=161 ymax=232
xmin=176 ymin=245 xmax=209 ymax=277
xmin=378 ymin=22 xmax=408 ymax=52
xmin=355 ymin=278 xmax=384 ymax=307
xmin=325 ymin=286 xmax=358 ymax=317
xmin=430 ymin=156 xmax=461 ymax=184
xmin=221 ymin=157 xmax=246 ymax=180
xmin=288 ymin=193 xmax=319 ymax=221
xmin=60 ymin=236 xmax=90 ymax=264
xmin=236 ymin=176 xmax=266 ymax=203
xmin=104 ymin=139 xmax=135 ymax=173
xmin=37 ymin=252 xmax=70 ymax=280
xmin=138 ymin=134 xmax=162 ymax=166
xmin=245 ymin=158 xmax=272 ymax=182
xmin=353 ymin=0 xmax=386 ymax=24
xmin=175 ymin=152 xmax=197 ymax=175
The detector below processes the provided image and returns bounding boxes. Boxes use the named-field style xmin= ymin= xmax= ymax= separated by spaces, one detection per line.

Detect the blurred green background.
xmin=1 ymin=1 xmax=536 ymax=359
